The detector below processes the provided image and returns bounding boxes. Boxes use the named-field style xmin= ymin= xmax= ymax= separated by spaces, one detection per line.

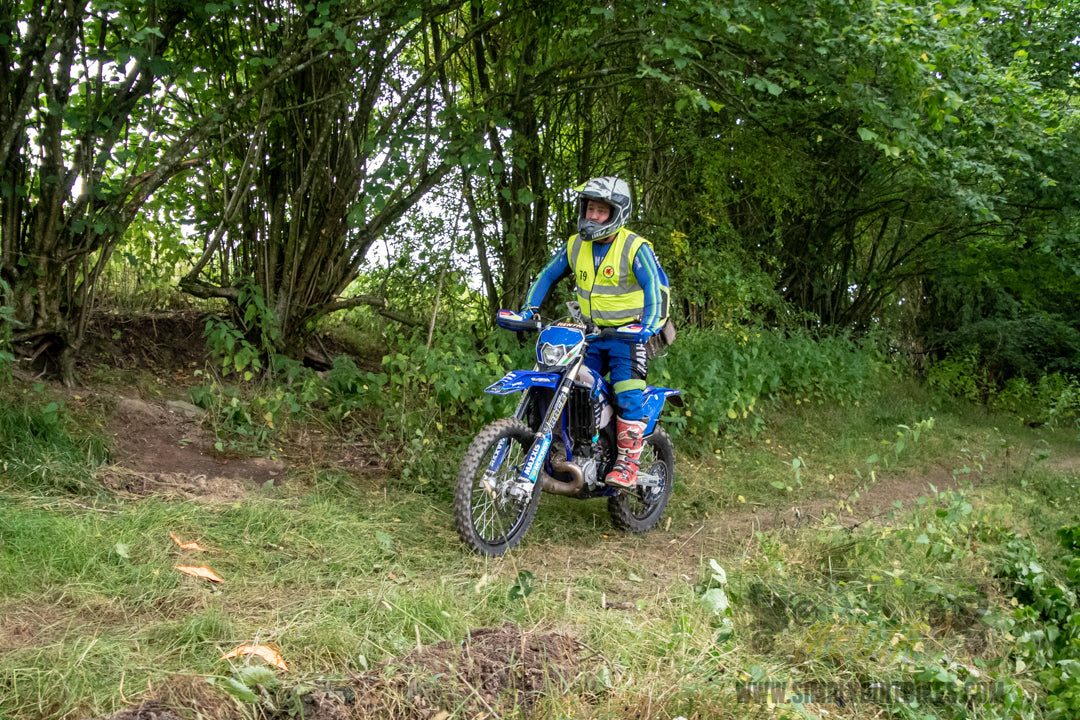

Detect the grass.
xmin=1 ymin=376 xmax=1080 ymax=719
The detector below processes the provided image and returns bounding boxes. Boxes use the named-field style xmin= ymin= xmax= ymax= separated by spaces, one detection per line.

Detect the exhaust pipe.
xmin=541 ymin=456 xmax=585 ymax=496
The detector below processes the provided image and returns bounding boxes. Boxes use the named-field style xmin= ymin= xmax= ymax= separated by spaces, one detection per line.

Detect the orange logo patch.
xmin=602 ymin=266 xmax=615 ymax=278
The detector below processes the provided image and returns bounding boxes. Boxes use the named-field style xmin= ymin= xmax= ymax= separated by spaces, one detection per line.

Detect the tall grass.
xmin=0 ymin=389 xmax=109 ymax=494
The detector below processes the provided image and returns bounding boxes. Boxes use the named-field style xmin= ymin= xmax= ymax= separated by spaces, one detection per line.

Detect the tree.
xmin=0 ymin=0 xmax=330 ymax=385
xmin=623 ymin=0 xmax=1080 ymax=331
xmin=175 ymin=0 xmax=503 ymax=359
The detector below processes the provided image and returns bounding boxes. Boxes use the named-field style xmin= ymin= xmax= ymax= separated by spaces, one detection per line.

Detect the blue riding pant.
xmin=584 ymin=338 xmax=648 ymax=421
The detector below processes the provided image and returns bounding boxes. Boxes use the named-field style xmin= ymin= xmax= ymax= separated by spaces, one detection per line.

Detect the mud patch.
xmin=301 ymin=624 xmax=581 ymax=719
xmin=80 ymin=310 xmax=212 ymax=375
xmin=91 ymin=674 xmax=242 ymax=720
xmin=94 ymin=626 xmax=579 ymax=720
xmin=92 ymin=704 xmax=185 ymax=720
xmin=103 ymin=397 xmax=285 ymax=499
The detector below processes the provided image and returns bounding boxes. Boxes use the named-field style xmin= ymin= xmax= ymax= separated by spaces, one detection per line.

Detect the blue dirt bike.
xmin=453 ymin=309 xmax=683 ymax=556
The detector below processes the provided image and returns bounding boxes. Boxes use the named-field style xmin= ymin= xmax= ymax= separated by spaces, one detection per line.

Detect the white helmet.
xmin=576 ymin=176 xmax=631 ymax=241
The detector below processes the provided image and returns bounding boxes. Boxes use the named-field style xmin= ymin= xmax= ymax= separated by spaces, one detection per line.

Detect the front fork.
xmin=516 ymin=357 xmax=581 ymax=485
xmin=479 ymin=358 xmax=583 ymax=503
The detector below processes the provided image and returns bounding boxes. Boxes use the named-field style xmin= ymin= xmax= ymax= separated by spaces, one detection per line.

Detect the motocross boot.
xmin=606 ymin=417 xmax=647 ymax=489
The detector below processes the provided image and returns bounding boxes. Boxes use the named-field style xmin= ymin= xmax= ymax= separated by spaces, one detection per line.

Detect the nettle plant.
xmin=202 ymin=279 xmax=284 ymax=381
xmin=193 ymin=283 xmax=322 ymax=450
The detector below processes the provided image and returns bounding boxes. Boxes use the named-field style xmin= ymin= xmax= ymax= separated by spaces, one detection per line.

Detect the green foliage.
xmin=321 ymin=356 xmax=390 ymax=422
xmin=629 ymin=0 xmax=1080 ymax=334
xmin=212 ymin=664 xmax=281 ymax=708
xmin=203 ymin=315 xmax=265 ymax=380
xmin=917 ymin=242 xmax=1080 ymax=395
xmin=929 ymin=349 xmax=1080 ymax=429
xmin=927 ymin=348 xmax=990 ymax=402
xmin=936 ymin=310 xmax=1080 ymax=382
xmin=507 ymin=570 xmax=534 ymax=602
xmin=98 ymin=214 xmax=203 ymax=310
xmin=368 ymin=329 xmax=531 ymax=486
xmin=193 ymin=284 xmax=328 ymax=451
xmin=0 ymin=275 xmax=17 ymax=381
xmin=189 ymin=369 xmax=322 ymax=454
xmin=985 ymin=523 xmax=1080 ymax=718
xmin=653 ymin=326 xmax=887 ymax=447
xmin=0 ymin=388 xmax=109 ymax=493
xmin=999 ymin=373 xmax=1080 ymax=428
xmin=202 ymin=279 xmax=286 ymax=380
xmin=696 ymin=559 xmax=734 ymax=642
xmin=661 ymin=229 xmax=783 ymax=328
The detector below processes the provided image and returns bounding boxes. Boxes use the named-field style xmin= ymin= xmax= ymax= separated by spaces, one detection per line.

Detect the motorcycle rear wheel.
xmin=608 ymin=427 xmax=675 ymax=533
xmin=454 ymin=418 xmax=543 ymax=556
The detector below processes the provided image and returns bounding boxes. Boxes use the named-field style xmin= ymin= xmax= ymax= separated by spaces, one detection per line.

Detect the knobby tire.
xmin=454 ymin=418 xmax=542 ymax=556
xmin=608 ymin=427 xmax=675 ymax=533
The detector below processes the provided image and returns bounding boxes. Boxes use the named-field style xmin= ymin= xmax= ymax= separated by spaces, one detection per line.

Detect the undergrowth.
xmin=189 ymin=316 xmax=890 ymax=487
xmin=2 ymin=362 xmax=1079 ymax=719
xmin=704 ymin=477 xmax=1080 ymax=720
xmin=928 ymin=349 xmax=1080 ymax=430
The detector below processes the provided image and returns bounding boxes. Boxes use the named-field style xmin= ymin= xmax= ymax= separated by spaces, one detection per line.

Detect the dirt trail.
xmin=101 ymin=396 xmax=286 ymax=499
xmin=517 ymin=454 xmax=1033 ymax=595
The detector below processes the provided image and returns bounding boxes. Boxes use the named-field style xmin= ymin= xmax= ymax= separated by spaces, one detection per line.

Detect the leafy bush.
xmin=929 ymin=349 xmax=1080 ymax=428
xmin=996 ymin=373 xmax=1080 ymax=428
xmin=321 ymin=356 xmax=390 ymax=421
xmin=939 ymin=312 xmax=1080 ymax=382
xmin=652 ymin=325 xmax=886 ymax=447
xmin=926 ymin=348 xmax=989 ymax=402
xmin=364 ymin=328 xmax=532 ymax=486
xmin=664 ymin=233 xmax=783 ymax=327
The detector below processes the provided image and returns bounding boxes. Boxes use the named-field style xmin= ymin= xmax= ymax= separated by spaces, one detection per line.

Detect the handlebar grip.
xmin=496 ymin=310 xmax=542 ymax=332
xmin=597 ymin=324 xmax=651 ymax=344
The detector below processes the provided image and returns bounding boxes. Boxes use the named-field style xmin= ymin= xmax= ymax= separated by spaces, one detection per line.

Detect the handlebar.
xmin=495 ymin=310 xmax=651 ymax=344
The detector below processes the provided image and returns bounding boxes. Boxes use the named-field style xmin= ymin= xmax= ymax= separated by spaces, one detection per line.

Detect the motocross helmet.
xmin=576 ymin=176 xmax=631 ymax=241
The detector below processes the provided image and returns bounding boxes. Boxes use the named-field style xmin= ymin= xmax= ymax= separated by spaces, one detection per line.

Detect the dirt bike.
xmin=453 ymin=307 xmax=683 ymax=556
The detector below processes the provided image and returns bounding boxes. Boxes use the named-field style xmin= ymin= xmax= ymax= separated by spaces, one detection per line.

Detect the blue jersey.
xmin=524 ymin=239 xmax=669 ymax=333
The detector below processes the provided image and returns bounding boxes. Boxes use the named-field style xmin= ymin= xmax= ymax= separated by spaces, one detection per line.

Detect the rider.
xmin=520 ymin=176 xmax=670 ymax=489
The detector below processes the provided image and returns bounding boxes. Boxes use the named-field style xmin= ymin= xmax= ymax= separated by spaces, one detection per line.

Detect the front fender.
xmin=485 ymin=370 xmax=561 ymax=395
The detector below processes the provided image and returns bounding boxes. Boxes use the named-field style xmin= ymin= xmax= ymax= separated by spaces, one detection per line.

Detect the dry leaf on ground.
xmin=169 ymin=532 xmax=208 ymax=551
xmin=222 ymin=645 xmax=289 ymax=671
xmin=175 ymin=566 xmax=224 ymax=583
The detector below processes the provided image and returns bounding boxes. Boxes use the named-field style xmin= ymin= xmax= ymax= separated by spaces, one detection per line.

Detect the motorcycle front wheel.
xmin=454 ymin=418 xmax=543 ymax=556
xmin=608 ymin=427 xmax=675 ymax=533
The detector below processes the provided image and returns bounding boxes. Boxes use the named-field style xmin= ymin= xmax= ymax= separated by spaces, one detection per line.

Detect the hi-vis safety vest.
xmin=568 ymin=227 xmax=669 ymax=327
